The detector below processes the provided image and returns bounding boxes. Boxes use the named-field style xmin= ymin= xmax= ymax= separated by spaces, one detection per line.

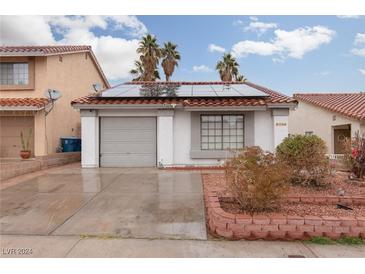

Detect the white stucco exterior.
xmin=254 ymin=111 xmax=274 ymax=151
xmin=157 ymin=111 xmax=174 ymax=166
xmin=80 ymin=113 xmax=99 ymax=168
xmin=79 ymin=107 xmax=290 ymax=168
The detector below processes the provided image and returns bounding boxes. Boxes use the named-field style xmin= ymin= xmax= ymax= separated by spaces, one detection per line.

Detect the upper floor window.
xmin=0 ymin=63 xmax=29 ymax=85
xmin=201 ymin=114 xmax=244 ymax=150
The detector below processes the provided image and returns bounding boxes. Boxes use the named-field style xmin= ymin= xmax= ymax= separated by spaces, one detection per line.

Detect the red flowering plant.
xmin=343 ymin=131 xmax=365 ymax=180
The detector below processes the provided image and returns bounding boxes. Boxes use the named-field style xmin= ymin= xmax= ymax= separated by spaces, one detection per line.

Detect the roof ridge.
xmin=293 ymin=93 xmax=365 ymax=121
xmin=0 ymin=45 xmax=91 ymax=48
xmin=294 ymin=92 xmax=365 ymax=96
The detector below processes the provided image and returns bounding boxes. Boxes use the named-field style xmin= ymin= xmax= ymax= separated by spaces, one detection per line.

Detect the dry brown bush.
xmin=225 ymin=146 xmax=290 ymax=214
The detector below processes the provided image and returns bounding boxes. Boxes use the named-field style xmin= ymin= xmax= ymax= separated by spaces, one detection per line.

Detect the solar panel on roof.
xmin=99 ymin=83 xmax=269 ymax=98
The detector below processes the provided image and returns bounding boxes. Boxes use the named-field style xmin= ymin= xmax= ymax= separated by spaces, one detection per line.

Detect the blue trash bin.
xmin=61 ymin=137 xmax=81 ymax=152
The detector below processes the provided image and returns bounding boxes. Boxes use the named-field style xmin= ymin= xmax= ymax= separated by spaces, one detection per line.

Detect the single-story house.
xmin=71 ymin=81 xmax=297 ymax=168
xmin=289 ymin=93 xmax=365 ymax=154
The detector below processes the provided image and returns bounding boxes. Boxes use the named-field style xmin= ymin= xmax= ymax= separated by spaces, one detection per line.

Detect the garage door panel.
xmin=101 ymin=154 xmax=156 ymax=167
xmin=102 ymin=129 xmax=155 ymax=142
xmin=0 ymin=116 xmax=35 ymax=157
xmin=102 ymin=143 xmax=155 ymax=154
xmin=102 ymin=118 xmax=154 ymax=129
xmin=100 ymin=117 xmax=156 ymax=167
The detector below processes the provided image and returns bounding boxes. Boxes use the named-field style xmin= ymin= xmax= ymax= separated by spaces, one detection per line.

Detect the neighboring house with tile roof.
xmin=71 ymin=81 xmax=297 ymax=167
xmin=0 ymin=45 xmax=109 ymax=158
xmin=289 ymin=93 xmax=365 ymax=154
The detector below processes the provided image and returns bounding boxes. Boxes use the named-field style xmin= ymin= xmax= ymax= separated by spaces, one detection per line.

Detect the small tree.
xmin=276 ymin=134 xmax=330 ymax=187
xmin=342 ymin=131 xmax=365 ymax=179
xmin=225 ymin=147 xmax=290 ymax=214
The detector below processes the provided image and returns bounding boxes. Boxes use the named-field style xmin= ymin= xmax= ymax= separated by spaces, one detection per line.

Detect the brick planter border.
xmin=204 ymin=184 xmax=365 ymax=241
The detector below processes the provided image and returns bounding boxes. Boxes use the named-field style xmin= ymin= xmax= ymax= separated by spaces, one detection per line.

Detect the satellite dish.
xmin=44 ymin=89 xmax=62 ymax=101
xmin=93 ymin=83 xmax=102 ymax=92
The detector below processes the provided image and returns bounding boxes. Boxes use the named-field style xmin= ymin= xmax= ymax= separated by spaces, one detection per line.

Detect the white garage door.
xmin=100 ymin=117 xmax=156 ymax=167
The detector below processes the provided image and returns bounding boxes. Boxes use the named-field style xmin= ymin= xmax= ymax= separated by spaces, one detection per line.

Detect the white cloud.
xmin=351 ymin=33 xmax=365 ymax=57
xmin=232 ymin=25 xmax=335 ymax=60
xmin=359 ymin=69 xmax=365 ymax=75
xmin=232 ymin=41 xmax=279 ymax=58
xmin=352 ymin=48 xmax=365 ymax=57
xmin=0 ymin=16 xmax=54 ymax=45
xmin=337 ymin=15 xmax=360 ymax=19
xmin=244 ymin=21 xmax=278 ymax=35
xmin=0 ymin=15 xmax=148 ymax=81
xmin=233 ymin=19 xmax=244 ymax=26
xmin=208 ymin=43 xmax=226 ymax=53
xmin=192 ymin=65 xmax=212 ymax=72
xmin=249 ymin=16 xmax=258 ymax=21
xmin=354 ymin=33 xmax=365 ymax=45
xmin=108 ymin=16 xmax=148 ymax=37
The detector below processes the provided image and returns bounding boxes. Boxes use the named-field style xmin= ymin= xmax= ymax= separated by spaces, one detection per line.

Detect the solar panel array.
xmin=99 ymin=83 xmax=269 ymax=98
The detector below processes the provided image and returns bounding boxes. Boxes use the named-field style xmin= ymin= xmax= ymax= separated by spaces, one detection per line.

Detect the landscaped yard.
xmin=205 ymin=172 xmax=365 ymax=217
xmin=203 ymin=134 xmax=365 ymax=241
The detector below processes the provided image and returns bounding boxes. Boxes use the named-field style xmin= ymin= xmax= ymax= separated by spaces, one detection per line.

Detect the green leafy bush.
xmin=276 ymin=134 xmax=330 ymax=187
xmin=225 ymin=146 xmax=290 ymax=213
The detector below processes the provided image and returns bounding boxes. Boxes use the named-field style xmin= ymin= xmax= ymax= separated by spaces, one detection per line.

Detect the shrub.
xmin=342 ymin=131 xmax=365 ymax=180
xmin=225 ymin=146 xmax=290 ymax=214
xmin=276 ymin=134 xmax=330 ymax=187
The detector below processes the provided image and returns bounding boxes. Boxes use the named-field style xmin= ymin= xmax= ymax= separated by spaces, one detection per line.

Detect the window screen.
xmin=0 ymin=63 xmax=29 ymax=85
xmin=201 ymin=114 xmax=244 ymax=150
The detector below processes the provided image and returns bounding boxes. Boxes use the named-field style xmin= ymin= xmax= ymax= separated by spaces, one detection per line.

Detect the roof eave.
xmin=0 ymin=106 xmax=46 ymax=111
xmin=72 ymin=103 xmax=182 ymax=110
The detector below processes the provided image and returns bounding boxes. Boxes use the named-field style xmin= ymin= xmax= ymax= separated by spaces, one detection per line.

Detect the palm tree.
xmin=235 ymin=74 xmax=246 ymax=82
xmin=216 ymin=53 xmax=245 ymax=82
xmin=161 ymin=42 xmax=180 ymax=81
xmin=130 ymin=60 xmax=160 ymax=81
xmin=129 ymin=60 xmax=144 ymax=81
xmin=137 ymin=34 xmax=161 ymax=81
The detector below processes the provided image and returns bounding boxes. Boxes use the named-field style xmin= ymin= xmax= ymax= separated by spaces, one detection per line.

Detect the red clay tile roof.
xmin=0 ymin=45 xmax=91 ymax=55
xmin=294 ymin=93 xmax=365 ymax=120
xmin=71 ymin=81 xmax=296 ymax=107
xmin=0 ymin=98 xmax=50 ymax=108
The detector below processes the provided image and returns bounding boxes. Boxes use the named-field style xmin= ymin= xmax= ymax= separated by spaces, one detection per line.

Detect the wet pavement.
xmin=2 ymin=235 xmax=365 ymax=258
xmin=1 ymin=163 xmax=364 ymax=258
xmin=0 ymin=164 xmax=206 ymax=239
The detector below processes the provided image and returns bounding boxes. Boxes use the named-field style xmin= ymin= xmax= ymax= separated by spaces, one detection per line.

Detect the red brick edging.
xmin=204 ymin=187 xmax=365 ymax=240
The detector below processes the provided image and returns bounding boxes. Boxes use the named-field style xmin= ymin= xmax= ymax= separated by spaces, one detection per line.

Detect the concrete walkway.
xmin=1 ymin=164 xmax=206 ymax=240
xmin=1 ymin=234 xmax=365 ymax=258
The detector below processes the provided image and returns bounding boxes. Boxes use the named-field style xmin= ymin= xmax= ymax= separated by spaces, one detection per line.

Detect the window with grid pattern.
xmin=0 ymin=63 xmax=29 ymax=85
xmin=201 ymin=114 xmax=244 ymax=150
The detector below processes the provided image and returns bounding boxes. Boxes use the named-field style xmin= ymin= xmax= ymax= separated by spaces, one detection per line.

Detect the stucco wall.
xmin=1 ymin=52 xmax=108 ymax=156
xmin=289 ymin=100 xmax=363 ymax=153
xmin=44 ymin=53 xmax=107 ymax=154
xmin=254 ymin=110 xmax=274 ymax=151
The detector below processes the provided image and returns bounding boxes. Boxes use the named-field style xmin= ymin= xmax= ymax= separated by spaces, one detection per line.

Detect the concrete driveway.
xmin=0 ymin=164 xmax=206 ymax=240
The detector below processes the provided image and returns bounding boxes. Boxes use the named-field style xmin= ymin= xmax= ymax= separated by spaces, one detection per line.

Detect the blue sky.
xmin=1 ymin=15 xmax=364 ymax=95
xmin=137 ymin=16 xmax=365 ymax=94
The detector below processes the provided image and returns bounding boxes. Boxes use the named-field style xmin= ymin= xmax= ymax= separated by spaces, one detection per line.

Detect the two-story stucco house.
xmin=289 ymin=93 xmax=365 ymax=154
xmin=0 ymin=45 xmax=109 ymax=158
xmin=71 ymin=81 xmax=297 ymax=168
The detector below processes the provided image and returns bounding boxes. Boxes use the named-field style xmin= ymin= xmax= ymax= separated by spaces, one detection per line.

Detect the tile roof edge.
xmin=294 ymin=92 xmax=365 ymax=96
